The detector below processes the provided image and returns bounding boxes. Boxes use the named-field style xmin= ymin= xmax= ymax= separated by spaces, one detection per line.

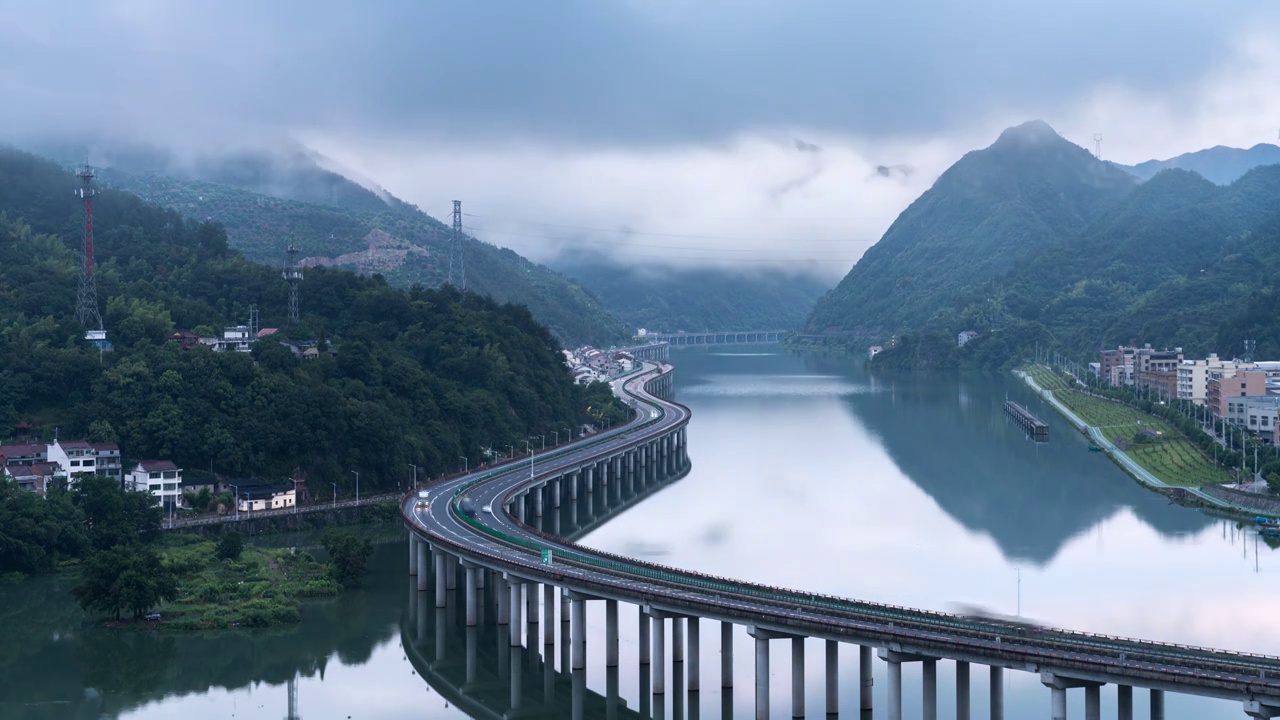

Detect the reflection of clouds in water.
xmin=682 ymin=373 xmax=873 ymax=397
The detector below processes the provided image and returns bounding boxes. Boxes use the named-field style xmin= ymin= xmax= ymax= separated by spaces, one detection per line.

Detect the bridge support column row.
xmin=408 ymin=533 xmax=418 ymax=575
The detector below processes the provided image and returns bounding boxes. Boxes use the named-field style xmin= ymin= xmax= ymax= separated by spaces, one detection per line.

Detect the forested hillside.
xmin=806 ymin=120 xmax=1137 ymax=337
xmin=868 ymin=162 xmax=1280 ymax=370
xmin=43 ymin=146 xmax=626 ymax=346
xmin=0 ymin=148 xmax=608 ymax=494
xmin=553 ymin=257 xmax=829 ymax=333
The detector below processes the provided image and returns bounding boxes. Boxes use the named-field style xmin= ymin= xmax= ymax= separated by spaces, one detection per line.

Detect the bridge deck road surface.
xmin=405 ymin=362 xmax=1280 ymax=706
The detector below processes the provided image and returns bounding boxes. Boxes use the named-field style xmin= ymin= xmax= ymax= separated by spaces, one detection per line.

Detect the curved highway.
xmin=404 ymin=362 xmax=1280 ymax=708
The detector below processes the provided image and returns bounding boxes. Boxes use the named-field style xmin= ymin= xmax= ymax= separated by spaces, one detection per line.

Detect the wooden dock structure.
xmin=1004 ymin=401 xmax=1049 ymax=441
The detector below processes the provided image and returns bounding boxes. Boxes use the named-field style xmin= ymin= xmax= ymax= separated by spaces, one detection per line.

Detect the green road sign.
xmin=541 ymin=549 xmax=553 ymax=565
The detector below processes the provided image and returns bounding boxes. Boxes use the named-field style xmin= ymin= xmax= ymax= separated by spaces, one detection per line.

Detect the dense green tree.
xmin=71 ymin=546 xmax=178 ymax=620
xmin=72 ymin=476 xmax=162 ymax=551
xmin=321 ymin=528 xmax=372 ymax=587
xmin=215 ymin=531 xmax=244 ymax=561
xmin=0 ymin=149 xmax=614 ymax=498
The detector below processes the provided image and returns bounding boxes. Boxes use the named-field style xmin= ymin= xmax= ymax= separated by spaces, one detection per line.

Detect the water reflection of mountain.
xmin=0 ymin=529 xmax=405 ymax=720
xmin=815 ymin=362 xmax=1212 ymax=565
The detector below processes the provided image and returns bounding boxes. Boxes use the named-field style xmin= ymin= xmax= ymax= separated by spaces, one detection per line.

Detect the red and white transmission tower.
xmin=75 ymin=166 xmax=106 ymax=336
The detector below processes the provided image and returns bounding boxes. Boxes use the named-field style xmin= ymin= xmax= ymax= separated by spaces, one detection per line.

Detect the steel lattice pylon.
xmin=75 ymin=166 xmax=104 ymax=331
xmin=448 ymin=199 xmax=465 ymax=290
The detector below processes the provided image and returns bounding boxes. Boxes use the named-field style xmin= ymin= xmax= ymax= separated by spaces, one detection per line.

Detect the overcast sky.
xmin=3 ymin=1 xmax=1279 ymax=277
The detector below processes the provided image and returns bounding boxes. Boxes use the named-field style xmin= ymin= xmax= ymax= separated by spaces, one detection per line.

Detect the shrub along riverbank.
xmin=153 ymin=534 xmax=341 ymax=631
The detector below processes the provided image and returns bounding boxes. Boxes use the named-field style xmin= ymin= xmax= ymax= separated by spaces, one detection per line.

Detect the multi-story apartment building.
xmin=47 ymin=440 xmax=98 ymax=484
xmin=1208 ymin=369 xmax=1270 ymax=421
xmin=128 ymin=460 xmax=183 ymax=508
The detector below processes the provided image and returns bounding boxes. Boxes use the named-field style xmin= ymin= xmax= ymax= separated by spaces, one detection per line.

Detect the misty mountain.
xmin=552 ymin=257 xmax=830 ymax=333
xmin=1123 ymin=143 xmax=1280 ymax=185
xmin=864 ymin=157 xmax=1280 ymax=369
xmin=806 ymin=120 xmax=1138 ymax=336
xmin=53 ymin=146 xmax=626 ymax=346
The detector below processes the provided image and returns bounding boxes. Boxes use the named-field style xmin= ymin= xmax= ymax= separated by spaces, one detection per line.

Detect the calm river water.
xmin=1 ymin=349 xmax=1274 ymax=720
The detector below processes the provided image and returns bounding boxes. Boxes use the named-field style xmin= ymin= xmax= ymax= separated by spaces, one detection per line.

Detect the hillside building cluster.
xmin=1 ymin=431 xmax=304 ymax=514
xmin=562 ymin=346 xmax=636 ymax=384
xmin=166 ymin=327 xmax=335 ymax=360
xmin=1090 ymin=343 xmax=1280 ymax=443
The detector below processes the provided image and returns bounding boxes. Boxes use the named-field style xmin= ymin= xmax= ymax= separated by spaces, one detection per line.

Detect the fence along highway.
xmin=402 ymin=360 xmax=1280 ymax=720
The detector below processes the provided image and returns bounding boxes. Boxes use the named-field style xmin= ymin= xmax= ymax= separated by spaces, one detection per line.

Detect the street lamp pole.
xmin=407 ymin=463 xmax=418 ymax=490
xmin=229 ymin=483 xmax=239 ymax=521
xmin=351 ymin=470 xmax=360 ymax=504
xmin=331 ymin=482 xmax=337 ymax=508
xmin=551 ymin=430 xmax=559 ymax=446
xmin=459 ymin=456 xmax=468 ymax=475
xmin=527 ymin=440 xmax=535 ymax=479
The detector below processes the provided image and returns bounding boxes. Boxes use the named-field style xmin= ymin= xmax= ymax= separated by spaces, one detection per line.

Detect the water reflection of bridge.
xmin=401 ymin=463 xmax=699 ymax=719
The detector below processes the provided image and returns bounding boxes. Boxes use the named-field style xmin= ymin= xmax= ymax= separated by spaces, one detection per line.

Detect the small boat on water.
xmin=1256 ymin=516 xmax=1279 ymax=527
xmin=1088 ymin=444 xmax=1103 ymax=452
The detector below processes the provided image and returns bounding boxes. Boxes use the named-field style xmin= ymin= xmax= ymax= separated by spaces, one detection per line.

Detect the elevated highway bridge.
xmin=403 ymin=362 xmax=1280 ymax=720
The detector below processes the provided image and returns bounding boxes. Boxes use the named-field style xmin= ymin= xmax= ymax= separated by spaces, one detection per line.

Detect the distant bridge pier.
xmin=462 ymin=562 xmax=479 ymax=626
xmin=956 ymin=660 xmax=970 ymax=720
xmin=1245 ymin=699 xmax=1280 ymax=718
xmin=880 ymin=648 xmax=939 ymax=720
xmin=1118 ymin=685 xmax=1133 ymax=720
xmin=990 ymin=665 xmax=1004 ymax=720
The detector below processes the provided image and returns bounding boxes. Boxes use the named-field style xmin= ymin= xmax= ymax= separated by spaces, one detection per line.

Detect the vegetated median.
xmin=1021 ymin=364 xmax=1232 ymax=487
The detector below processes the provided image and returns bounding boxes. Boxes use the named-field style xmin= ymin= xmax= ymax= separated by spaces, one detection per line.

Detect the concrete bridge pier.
xmin=753 ymin=634 xmax=770 ymax=720
xmin=1245 ymin=699 xmax=1280 ymax=718
xmin=526 ymin=581 xmax=539 ymax=629
xmin=860 ymin=646 xmax=874 ymax=714
xmin=1117 ymin=685 xmax=1132 ymax=720
xmin=570 ymin=593 xmax=588 ymax=670
xmin=653 ymin=614 xmax=667 ymax=694
xmin=543 ymin=583 xmax=556 ymax=646
xmin=408 ymin=533 xmax=418 ymax=575
xmin=989 ymin=666 xmax=1005 ymax=720
xmin=1151 ymin=689 xmax=1165 ymax=720
xmin=605 ymin=599 xmax=619 ymax=667
xmin=508 ymin=578 xmax=523 ymax=646
xmin=639 ymin=609 xmax=652 ymax=665
xmin=585 ymin=465 xmax=594 ymax=495
xmin=825 ymin=640 xmax=838 ymax=716
xmin=688 ymin=618 xmax=700 ymax=691
xmin=673 ymin=617 xmax=685 ymax=664
xmin=513 ymin=495 xmax=525 ymax=523
xmin=415 ymin=539 xmax=429 ymax=591
xmin=496 ymin=574 xmax=510 ymax=625
xmin=722 ymin=622 xmax=734 ymax=689
xmin=433 ymin=550 xmax=448 ymax=607
xmin=879 ymin=648 xmax=938 ymax=720
xmin=462 ymin=562 xmax=479 ymax=626
xmin=792 ymin=638 xmax=806 ymax=718
xmin=570 ymin=470 xmax=579 ymax=500
xmin=534 ymin=485 xmax=544 ymax=516
xmin=956 ymin=661 xmax=970 ymax=720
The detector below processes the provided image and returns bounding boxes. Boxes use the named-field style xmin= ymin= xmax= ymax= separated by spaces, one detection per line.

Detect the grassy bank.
xmin=1023 ymin=365 xmax=1231 ymax=487
xmin=154 ymin=535 xmax=340 ymax=631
